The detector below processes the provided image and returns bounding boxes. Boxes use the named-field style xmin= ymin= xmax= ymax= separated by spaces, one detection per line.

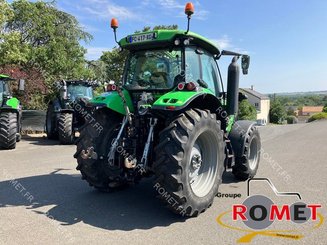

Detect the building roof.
xmin=301 ymin=106 xmax=323 ymax=113
xmin=240 ymin=88 xmax=270 ymax=100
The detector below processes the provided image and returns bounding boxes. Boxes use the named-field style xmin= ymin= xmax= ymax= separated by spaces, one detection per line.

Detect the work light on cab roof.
xmin=109 ymin=2 xmax=196 ymax=44
xmin=110 ymin=18 xmax=119 ymax=44
xmin=185 ymin=2 xmax=194 ymax=33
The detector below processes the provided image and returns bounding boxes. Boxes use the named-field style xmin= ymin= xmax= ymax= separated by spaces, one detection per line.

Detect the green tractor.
xmin=0 ymin=74 xmax=24 ymax=149
xmin=74 ymin=3 xmax=261 ymax=217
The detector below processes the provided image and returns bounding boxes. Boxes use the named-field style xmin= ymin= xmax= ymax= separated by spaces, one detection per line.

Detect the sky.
xmin=53 ymin=1 xmax=326 ymax=93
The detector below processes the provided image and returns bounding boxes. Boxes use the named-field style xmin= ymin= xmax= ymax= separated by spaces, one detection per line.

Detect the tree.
xmin=323 ymin=103 xmax=327 ymax=113
xmin=269 ymin=100 xmax=287 ymax=124
xmin=101 ymin=25 xmax=178 ymax=83
xmin=0 ymin=65 xmax=47 ymax=109
xmin=287 ymin=107 xmax=295 ymax=116
xmin=100 ymin=48 xmax=128 ymax=84
xmin=86 ymin=60 xmax=107 ymax=82
xmin=238 ymin=100 xmax=257 ymax=120
xmin=0 ymin=0 xmax=93 ymax=109
xmin=1 ymin=0 xmax=92 ymax=80
xmin=136 ymin=25 xmax=178 ymax=33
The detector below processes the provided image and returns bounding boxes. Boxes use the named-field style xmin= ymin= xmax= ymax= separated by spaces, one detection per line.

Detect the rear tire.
xmin=0 ymin=112 xmax=17 ymax=150
xmin=16 ymin=133 xmax=21 ymax=142
xmin=58 ymin=113 xmax=74 ymax=144
xmin=46 ymin=103 xmax=58 ymax=140
xmin=153 ymin=109 xmax=225 ymax=217
xmin=74 ymin=110 xmax=125 ymax=192
xmin=232 ymin=126 xmax=260 ymax=180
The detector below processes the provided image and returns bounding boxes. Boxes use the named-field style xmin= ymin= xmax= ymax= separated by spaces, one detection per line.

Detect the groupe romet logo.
xmin=216 ymin=178 xmax=324 ymax=243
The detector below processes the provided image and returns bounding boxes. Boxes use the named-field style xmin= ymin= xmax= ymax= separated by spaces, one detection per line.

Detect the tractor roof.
xmin=64 ymin=80 xmax=97 ymax=87
xmin=119 ymin=29 xmax=220 ymax=55
xmin=0 ymin=74 xmax=15 ymax=81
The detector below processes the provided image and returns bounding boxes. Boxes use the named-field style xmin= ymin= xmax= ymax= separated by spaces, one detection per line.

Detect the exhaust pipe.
xmin=60 ymin=80 xmax=68 ymax=100
xmin=226 ymin=56 xmax=240 ymax=117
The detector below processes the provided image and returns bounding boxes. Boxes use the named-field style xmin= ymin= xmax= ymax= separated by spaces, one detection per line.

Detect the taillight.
xmin=106 ymin=84 xmax=117 ymax=91
xmin=177 ymin=83 xmax=185 ymax=90
xmin=166 ymin=106 xmax=176 ymax=110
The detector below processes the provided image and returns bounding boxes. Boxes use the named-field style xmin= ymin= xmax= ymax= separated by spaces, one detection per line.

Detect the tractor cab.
xmin=57 ymin=80 xmax=94 ymax=105
xmin=104 ymin=11 xmax=250 ymax=117
xmin=121 ymin=32 xmax=223 ymax=96
xmin=66 ymin=81 xmax=94 ymax=101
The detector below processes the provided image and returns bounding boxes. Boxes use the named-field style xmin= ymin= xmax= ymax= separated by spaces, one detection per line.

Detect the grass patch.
xmin=308 ymin=112 xmax=327 ymax=122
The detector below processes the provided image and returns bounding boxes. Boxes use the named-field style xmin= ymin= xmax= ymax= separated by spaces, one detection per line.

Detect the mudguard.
xmin=59 ymin=109 xmax=74 ymax=114
xmin=5 ymin=97 xmax=20 ymax=109
xmin=90 ymin=90 xmax=134 ymax=115
xmin=51 ymin=98 xmax=62 ymax=112
xmin=229 ymin=120 xmax=257 ymax=158
xmin=0 ymin=98 xmax=22 ymax=134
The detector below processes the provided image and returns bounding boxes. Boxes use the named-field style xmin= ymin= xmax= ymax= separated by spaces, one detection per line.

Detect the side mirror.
xmin=241 ymin=55 xmax=250 ymax=75
xmin=18 ymin=79 xmax=25 ymax=91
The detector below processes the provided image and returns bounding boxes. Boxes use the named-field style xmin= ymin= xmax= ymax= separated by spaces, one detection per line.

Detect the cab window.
xmin=185 ymin=47 xmax=201 ymax=83
xmin=185 ymin=47 xmax=220 ymax=95
xmin=200 ymin=51 xmax=220 ymax=94
xmin=124 ymin=48 xmax=182 ymax=90
xmin=0 ymin=81 xmax=3 ymax=104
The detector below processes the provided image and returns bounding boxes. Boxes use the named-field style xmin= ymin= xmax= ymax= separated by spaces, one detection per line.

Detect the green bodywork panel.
xmin=90 ymin=87 xmax=217 ymax=115
xmin=153 ymin=88 xmax=215 ymax=108
xmin=5 ymin=97 xmax=20 ymax=109
xmin=90 ymin=90 xmax=134 ymax=115
xmin=119 ymin=30 xmax=220 ymax=55
xmin=226 ymin=115 xmax=235 ymax=133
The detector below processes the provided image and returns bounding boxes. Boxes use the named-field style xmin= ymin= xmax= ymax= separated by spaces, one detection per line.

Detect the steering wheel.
xmin=137 ymin=79 xmax=151 ymax=87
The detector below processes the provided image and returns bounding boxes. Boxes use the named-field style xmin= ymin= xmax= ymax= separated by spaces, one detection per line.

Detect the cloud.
xmin=193 ymin=9 xmax=209 ymax=20
xmin=211 ymin=35 xmax=233 ymax=50
xmin=211 ymin=35 xmax=249 ymax=54
xmin=80 ymin=23 xmax=104 ymax=33
xmin=157 ymin=0 xmax=184 ymax=9
xmin=78 ymin=0 xmax=141 ymax=21
xmin=86 ymin=47 xmax=111 ymax=60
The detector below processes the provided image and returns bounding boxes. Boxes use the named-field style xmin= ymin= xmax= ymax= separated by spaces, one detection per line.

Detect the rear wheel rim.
xmin=189 ymin=131 xmax=219 ymax=197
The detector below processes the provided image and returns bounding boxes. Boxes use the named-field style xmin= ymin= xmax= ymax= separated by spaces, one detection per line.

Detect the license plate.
xmin=128 ymin=33 xmax=156 ymax=43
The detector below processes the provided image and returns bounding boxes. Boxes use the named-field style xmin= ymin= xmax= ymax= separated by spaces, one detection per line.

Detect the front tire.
xmin=154 ymin=109 xmax=225 ymax=217
xmin=58 ymin=113 xmax=74 ymax=144
xmin=46 ymin=103 xmax=58 ymax=140
xmin=0 ymin=112 xmax=17 ymax=150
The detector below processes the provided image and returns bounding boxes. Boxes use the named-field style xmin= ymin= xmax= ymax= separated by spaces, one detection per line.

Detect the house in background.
xmin=298 ymin=106 xmax=323 ymax=116
xmin=240 ymin=86 xmax=270 ymax=125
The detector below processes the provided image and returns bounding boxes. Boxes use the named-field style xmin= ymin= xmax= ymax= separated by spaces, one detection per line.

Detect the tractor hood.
xmin=152 ymin=88 xmax=215 ymax=110
xmin=90 ymin=88 xmax=215 ymax=115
